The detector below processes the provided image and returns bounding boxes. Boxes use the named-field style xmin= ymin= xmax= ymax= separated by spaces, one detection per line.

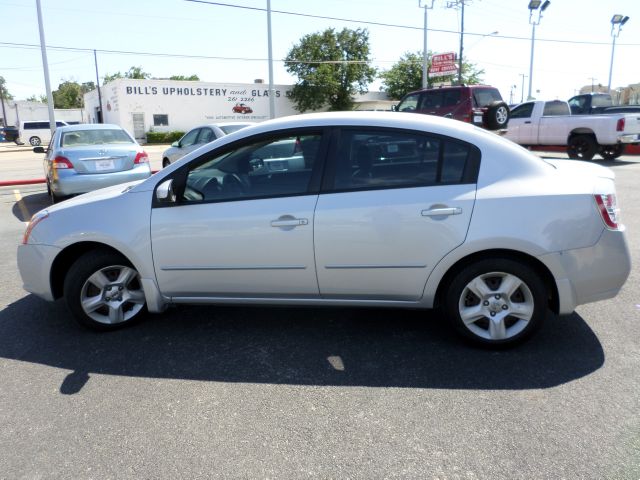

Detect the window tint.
xmin=62 ymin=129 xmax=133 ymax=147
xmin=181 ymin=133 xmax=322 ymax=203
xmin=332 ymin=129 xmax=473 ymax=191
xmin=443 ymin=89 xmax=462 ymax=107
xmin=24 ymin=122 xmax=48 ymax=130
xmin=180 ymin=128 xmax=200 ymax=147
xmin=397 ymin=93 xmax=420 ymax=112
xmin=422 ymin=91 xmax=444 ymax=109
xmin=510 ymin=103 xmax=534 ymax=119
xmin=153 ymin=114 xmax=169 ymax=126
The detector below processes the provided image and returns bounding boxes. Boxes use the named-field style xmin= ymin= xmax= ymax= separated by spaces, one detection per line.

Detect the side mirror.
xmin=156 ymin=179 xmax=176 ymax=203
xmin=171 ymin=141 xmax=180 ymax=148
xmin=33 ymin=146 xmax=45 ymax=154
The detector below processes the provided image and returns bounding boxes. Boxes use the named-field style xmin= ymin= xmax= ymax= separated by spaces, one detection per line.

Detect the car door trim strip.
xmin=324 ymin=264 xmax=426 ymax=269
xmin=161 ymin=265 xmax=307 ymax=271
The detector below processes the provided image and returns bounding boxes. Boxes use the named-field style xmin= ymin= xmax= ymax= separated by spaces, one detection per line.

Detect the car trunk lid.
xmin=63 ymin=145 xmax=136 ymax=174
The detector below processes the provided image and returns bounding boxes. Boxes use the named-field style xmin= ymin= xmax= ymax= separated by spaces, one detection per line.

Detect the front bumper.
xmin=17 ymin=243 xmax=61 ymax=301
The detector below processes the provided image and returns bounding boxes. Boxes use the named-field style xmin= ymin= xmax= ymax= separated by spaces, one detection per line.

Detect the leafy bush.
xmin=145 ymin=131 xmax=185 ymax=144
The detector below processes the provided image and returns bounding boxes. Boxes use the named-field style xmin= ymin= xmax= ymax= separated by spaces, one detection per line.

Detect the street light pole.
xmin=35 ymin=0 xmax=56 ymax=137
xmin=527 ymin=0 xmax=550 ymax=101
xmin=608 ymin=15 xmax=629 ymax=91
xmin=519 ymin=73 xmax=527 ymax=103
xmin=419 ymin=0 xmax=435 ymax=89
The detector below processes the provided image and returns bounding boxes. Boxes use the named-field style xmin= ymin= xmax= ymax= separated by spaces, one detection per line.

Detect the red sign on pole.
xmin=429 ymin=52 xmax=458 ymax=78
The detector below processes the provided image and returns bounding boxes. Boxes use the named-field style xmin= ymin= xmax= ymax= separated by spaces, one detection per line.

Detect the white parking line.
xmin=13 ymin=189 xmax=31 ymax=225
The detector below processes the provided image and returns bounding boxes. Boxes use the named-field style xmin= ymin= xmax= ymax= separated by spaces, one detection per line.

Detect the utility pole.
xmin=519 ymin=73 xmax=527 ymax=103
xmin=267 ymin=0 xmax=275 ymax=119
xmin=588 ymin=77 xmax=597 ymax=93
xmin=447 ymin=0 xmax=467 ymax=85
xmin=35 ymin=0 xmax=56 ymax=136
xmin=419 ymin=0 xmax=435 ymax=89
xmin=94 ymin=50 xmax=104 ymax=123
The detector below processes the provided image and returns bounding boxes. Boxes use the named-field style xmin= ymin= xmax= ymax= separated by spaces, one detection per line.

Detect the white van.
xmin=20 ymin=120 xmax=69 ymax=146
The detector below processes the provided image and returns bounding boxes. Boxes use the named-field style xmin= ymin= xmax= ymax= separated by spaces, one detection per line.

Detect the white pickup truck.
xmin=504 ymin=100 xmax=640 ymax=160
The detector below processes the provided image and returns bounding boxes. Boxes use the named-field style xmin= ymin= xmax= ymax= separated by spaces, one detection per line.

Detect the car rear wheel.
xmin=64 ymin=250 xmax=147 ymax=331
xmin=443 ymin=258 xmax=547 ymax=347
xmin=599 ymin=144 xmax=625 ymax=160
xmin=29 ymin=136 xmax=41 ymax=146
xmin=567 ymin=134 xmax=597 ymax=160
xmin=483 ymin=101 xmax=510 ymax=130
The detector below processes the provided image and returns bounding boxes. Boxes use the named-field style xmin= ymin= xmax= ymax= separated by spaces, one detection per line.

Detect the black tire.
xmin=567 ymin=134 xmax=597 ymax=160
xmin=442 ymin=258 xmax=547 ymax=348
xmin=29 ymin=136 xmax=41 ymax=146
xmin=162 ymin=158 xmax=171 ymax=168
xmin=63 ymin=250 xmax=147 ymax=331
xmin=599 ymin=144 xmax=625 ymax=160
xmin=483 ymin=101 xmax=510 ymax=130
xmin=47 ymin=181 xmax=61 ymax=204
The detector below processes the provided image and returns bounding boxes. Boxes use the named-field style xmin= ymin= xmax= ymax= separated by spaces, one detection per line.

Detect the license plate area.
xmin=94 ymin=159 xmax=115 ymax=171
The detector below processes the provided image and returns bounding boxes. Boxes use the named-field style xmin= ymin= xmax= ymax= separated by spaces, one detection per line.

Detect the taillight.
xmin=616 ymin=118 xmax=625 ymax=132
xmin=52 ymin=156 xmax=74 ymax=169
xmin=594 ymin=194 xmax=620 ymax=230
xmin=134 ymin=151 xmax=149 ymax=164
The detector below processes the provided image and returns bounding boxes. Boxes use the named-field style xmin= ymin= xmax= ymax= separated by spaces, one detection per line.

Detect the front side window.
xmin=397 ymin=93 xmax=421 ymax=112
xmin=422 ymin=91 xmax=444 ymax=109
xmin=180 ymin=128 xmax=200 ymax=147
xmin=331 ymin=129 xmax=476 ymax=191
xmin=181 ymin=132 xmax=322 ymax=203
xmin=510 ymin=103 xmax=535 ymax=119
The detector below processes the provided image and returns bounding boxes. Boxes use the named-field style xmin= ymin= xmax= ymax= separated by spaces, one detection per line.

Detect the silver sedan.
xmin=161 ymin=122 xmax=255 ymax=167
xmin=34 ymin=124 xmax=151 ymax=203
xmin=18 ymin=112 xmax=631 ymax=347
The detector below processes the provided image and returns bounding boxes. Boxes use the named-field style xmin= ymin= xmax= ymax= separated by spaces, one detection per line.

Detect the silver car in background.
xmin=19 ymin=112 xmax=631 ymax=348
xmin=34 ymin=124 xmax=151 ymax=203
xmin=161 ymin=122 xmax=255 ymax=167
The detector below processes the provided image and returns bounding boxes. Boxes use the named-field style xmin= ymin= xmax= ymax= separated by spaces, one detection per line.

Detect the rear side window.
xmin=330 ymin=129 xmax=479 ymax=191
xmin=422 ymin=91 xmax=444 ymax=109
xmin=592 ymin=95 xmax=612 ymax=107
xmin=24 ymin=122 xmax=48 ymax=130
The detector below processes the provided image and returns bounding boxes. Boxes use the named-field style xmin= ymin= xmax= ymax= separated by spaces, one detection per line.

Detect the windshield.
xmin=61 ymin=129 xmax=134 ymax=147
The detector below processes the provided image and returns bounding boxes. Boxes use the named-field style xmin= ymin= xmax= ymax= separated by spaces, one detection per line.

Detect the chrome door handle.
xmin=271 ymin=218 xmax=308 ymax=227
xmin=421 ymin=207 xmax=462 ymax=217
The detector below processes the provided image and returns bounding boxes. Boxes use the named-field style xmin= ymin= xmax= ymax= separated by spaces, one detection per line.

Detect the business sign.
xmin=429 ymin=52 xmax=458 ymax=78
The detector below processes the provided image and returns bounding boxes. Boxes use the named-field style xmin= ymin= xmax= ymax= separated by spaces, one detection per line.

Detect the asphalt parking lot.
xmin=0 ymin=150 xmax=639 ymax=479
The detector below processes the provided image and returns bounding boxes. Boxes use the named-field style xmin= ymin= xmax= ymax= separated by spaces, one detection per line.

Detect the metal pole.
xmin=35 ymin=0 xmax=56 ymax=136
xmin=0 ymin=88 xmax=7 ymax=126
xmin=607 ymin=34 xmax=617 ymax=91
xmin=527 ymin=22 xmax=536 ymax=100
xmin=94 ymin=50 xmax=104 ymax=124
xmin=458 ymin=0 xmax=465 ymax=85
xmin=520 ymin=73 xmax=526 ymax=103
xmin=267 ymin=0 xmax=275 ymax=119
xmin=422 ymin=5 xmax=428 ymax=88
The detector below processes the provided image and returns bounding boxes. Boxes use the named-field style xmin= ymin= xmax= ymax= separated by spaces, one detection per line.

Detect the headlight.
xmin=22 ymin=210 xmax=49 ymax=245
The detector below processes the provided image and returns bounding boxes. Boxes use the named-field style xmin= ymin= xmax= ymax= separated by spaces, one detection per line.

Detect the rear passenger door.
xmin=313 ymin=128 xmax=478 ymax=301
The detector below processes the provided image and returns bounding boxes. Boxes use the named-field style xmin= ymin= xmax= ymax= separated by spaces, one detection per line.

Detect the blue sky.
xmin=1 ymin=0 xmax=638 ymax=103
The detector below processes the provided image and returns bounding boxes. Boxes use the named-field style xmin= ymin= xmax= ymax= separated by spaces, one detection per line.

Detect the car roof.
xmin=57 ymin=124 xmax=124 ymax=132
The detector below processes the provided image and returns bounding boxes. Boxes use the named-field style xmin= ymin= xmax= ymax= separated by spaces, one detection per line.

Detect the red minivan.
xmin=395 ymin=85 xmax=510 ymax=131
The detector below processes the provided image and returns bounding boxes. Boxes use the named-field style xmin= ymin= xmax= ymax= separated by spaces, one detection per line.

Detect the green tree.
xmin=25 ymin=94 xmax=48 ymax=103
xmin=52 ymin=81 xmax=84 ymax=108
xmin=168 ymin=74 xmax=200 ymax=81
xmin=103 ymin=66 xmax=151 ymax=83
xmin=0 ymin=76 xmax=13 ymax=100
xmin=285 ymin=28 xmax=376 ymax=112
xmin=380 ymin=51 xmax=485 ymax=99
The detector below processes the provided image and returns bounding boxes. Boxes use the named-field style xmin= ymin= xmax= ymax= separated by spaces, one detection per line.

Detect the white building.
xmin=0 ymin=100 xmax=85 ymax=127
xmin=83 ymin=79 xmax=299 ymax=142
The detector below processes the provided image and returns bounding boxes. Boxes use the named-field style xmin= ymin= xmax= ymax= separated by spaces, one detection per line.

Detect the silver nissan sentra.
xmin=18 ymin=112 xmax=631 ymax=347
xmin=34 ymin=124 xmax=151 ymax=203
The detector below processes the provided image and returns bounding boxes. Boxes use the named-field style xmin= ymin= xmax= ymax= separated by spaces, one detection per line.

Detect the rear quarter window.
xmin=473 ymin=89 xmax=503 ymax=107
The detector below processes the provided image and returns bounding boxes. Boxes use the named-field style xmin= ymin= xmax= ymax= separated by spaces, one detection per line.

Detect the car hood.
xmin=45 ymin=180 xmax=146 ymax=213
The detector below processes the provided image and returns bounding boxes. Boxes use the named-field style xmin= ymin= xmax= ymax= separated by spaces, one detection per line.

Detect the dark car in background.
xmin=395 ymin=85 xmax=510 ymax=131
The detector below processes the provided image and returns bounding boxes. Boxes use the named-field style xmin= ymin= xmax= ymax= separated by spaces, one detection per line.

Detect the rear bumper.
xmin=618 ymin=134 xmax=640 ymax=144
xmin=51 ymin=165 xmax=151 ymax=196
xmin=540 ymin=227 xmax=631 ymax=314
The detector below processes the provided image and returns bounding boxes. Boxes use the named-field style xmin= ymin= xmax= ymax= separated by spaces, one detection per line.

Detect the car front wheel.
xmin=443 ymin=258 xmax=547 ymax=347
xmin=64 ymin=250 xmax=147 ymax=330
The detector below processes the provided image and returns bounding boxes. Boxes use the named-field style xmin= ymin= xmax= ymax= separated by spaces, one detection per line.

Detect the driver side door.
xmin=150 ymin=129 xmax=327 ymax=299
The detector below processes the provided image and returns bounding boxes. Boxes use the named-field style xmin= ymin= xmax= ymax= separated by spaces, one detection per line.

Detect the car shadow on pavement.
xmin=0 ymin=294 xmax=604 ymax=394
xmin=11 ymin=192 xmax=50 ymax=222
